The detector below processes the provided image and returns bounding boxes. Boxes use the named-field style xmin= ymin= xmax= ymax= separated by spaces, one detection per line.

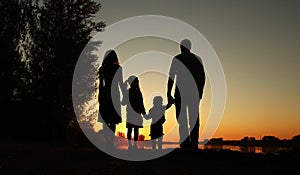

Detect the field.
xmin=1 ymin=139 xmax=300 ymax=175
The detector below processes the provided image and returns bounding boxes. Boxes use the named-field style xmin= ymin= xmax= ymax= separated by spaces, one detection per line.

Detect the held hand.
xmin=166 ymin=98 xmax=174 ymax=109
xmin=167 ymin=94 xmax=175 ymax=105
xmin=143 ymin=113 xmax=150 ymax=120
xmin=121 ymin=97 xmax=126 ymax=106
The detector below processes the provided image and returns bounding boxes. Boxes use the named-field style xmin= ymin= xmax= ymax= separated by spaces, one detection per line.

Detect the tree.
xmin=27 ymin=0 xmax=105 ymax=140
xmin=261 ymin=135 xmax=280 ymax=146
xmin=23 ymin=0 xmax=105 ymax=103
xmin=1 ymin=0 xmax=105 ymax=141
xmin=0 ymin=0 xmax=23 ymax=105
xmin=291 ymin=134 xmax=300 ymax=151
xmin=0 ymin=0 xmax=30 ymax=136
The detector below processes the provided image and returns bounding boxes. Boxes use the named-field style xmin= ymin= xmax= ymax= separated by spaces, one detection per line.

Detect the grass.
xmin=1 ymin=139 xmax=299 ymax=175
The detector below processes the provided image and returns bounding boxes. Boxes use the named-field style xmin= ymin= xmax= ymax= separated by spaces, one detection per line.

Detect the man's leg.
xmin=188 ymin=99 xmax=200 ymax=149
xmin=190 ymin=116 xmax=199 ymax=149
xmin=175 ymin=98 xmax=189 ymax=148
xmin=158 ymin=137 xmax=163 ymax=151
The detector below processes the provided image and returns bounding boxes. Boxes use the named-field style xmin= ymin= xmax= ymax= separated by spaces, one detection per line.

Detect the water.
xmin=114 ymin=139 xmax=290 ymax=154
xmin=155 ymin=143 xmax=289 ymax=154
xmin=200 ymin=144 xmax=290 ymax=154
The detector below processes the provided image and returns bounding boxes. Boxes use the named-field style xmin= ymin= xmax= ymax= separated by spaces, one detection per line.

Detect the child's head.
xmin=126 ymin=75 xmax=139 ymax=88
xmin=153 ymin=96 xmax=163 ymax=106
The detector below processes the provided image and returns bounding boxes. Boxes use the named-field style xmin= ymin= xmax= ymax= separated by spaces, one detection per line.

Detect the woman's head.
xmin=102 ymin=49 xmax=119 ymax=66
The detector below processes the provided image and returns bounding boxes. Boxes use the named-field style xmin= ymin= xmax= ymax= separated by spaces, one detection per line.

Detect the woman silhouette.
xmin=97 ymin=49 xmax=125 ymax=149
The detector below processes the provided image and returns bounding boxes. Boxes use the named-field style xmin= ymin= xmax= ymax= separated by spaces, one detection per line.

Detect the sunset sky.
xmin=91 ymin=0 xmax=300 ymax=141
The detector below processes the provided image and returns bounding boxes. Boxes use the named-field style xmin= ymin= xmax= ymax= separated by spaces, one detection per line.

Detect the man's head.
xmin=180 ymin=39 xmax=191 ymax=53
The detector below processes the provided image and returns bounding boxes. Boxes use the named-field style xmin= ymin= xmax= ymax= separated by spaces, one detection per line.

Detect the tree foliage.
xmin=0 ymin=0 xmax=105 ymax=140
xmin=0 ymin=0 xmax=23 ymax=104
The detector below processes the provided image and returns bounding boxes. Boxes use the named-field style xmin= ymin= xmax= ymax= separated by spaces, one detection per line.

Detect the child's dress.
xmin=123 ymin=87 xmax=146 ymax=128
xmin=147 ymin=105 xmax=167 ymax=139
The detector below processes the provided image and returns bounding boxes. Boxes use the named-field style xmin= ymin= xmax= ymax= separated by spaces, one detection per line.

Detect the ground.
xmin=1 ymin=140 xmax=299 ymax=175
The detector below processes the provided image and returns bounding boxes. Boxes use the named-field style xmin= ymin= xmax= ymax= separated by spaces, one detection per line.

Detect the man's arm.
xmin=167 ymin=59 xmax=176 ymax=102
xmin=167 ymin=78 xmax=174 ymax=97
xmin=165 ymin=100 xmax=173 ymax=109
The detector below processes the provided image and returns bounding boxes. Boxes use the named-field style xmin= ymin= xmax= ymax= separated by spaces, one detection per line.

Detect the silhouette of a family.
xmin=97 ymin=39 xmax=206 ymax=151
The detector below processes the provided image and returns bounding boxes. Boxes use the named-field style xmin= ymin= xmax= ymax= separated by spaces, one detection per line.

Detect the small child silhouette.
xmin=144 ymin=96 xmax=173 ymax=151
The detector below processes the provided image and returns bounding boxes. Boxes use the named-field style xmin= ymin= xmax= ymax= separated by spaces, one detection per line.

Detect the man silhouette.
xmin=167 ymin=39 xmax=206 ymax=149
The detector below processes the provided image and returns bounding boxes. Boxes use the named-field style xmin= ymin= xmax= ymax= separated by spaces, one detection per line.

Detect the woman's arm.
xmin=116 ymin=66 xmax=128 ymax=106
xmin=98 ymin=73 xmax=104 ymax=102
xmin=138 ymin=91 xmax=146 ymax=115
xmin=144 ymin=109 xmax=152 ymax=120
xmin=117 ymin=67 xmax=127 ymax=94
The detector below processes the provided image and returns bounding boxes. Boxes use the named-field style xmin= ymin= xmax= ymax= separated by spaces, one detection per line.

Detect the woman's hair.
xmin=102 ymin=49 xmax=120 ymax=67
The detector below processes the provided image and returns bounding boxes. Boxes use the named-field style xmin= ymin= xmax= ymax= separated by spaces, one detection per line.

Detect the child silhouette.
xmin=122 ymin=75 xmax=146 ymax=149
xmin=144 ymin=96 xmax=173 ymax=151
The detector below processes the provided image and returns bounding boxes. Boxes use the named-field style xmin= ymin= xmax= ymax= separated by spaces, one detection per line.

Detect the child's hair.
xmin=153 ymin=96 xmax=163 ymax=105
xmin=126 ymin=75 xmax=139 ymax=88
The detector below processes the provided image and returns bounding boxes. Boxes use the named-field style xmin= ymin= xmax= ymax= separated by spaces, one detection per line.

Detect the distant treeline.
xmin=207 ymin=135 xmax=300 ymax=150
xmin=0 ymin=0 xmax=105 ymax=142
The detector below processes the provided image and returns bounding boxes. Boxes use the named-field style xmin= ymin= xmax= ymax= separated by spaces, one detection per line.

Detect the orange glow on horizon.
xmin=90 ymin=37 xmax=300 ymax=143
